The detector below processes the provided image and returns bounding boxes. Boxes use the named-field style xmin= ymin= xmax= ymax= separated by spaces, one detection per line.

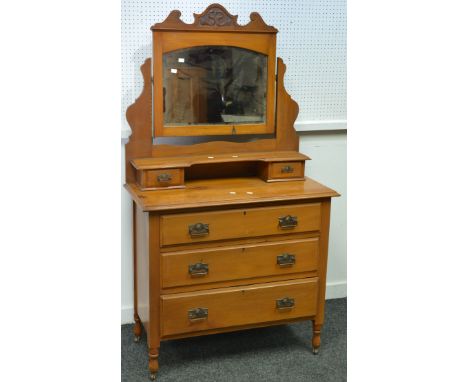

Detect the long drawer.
xmin=161 ymin=238 xmax=319 ymax=288
xmin=160 ymin=278 xmax=318 ymax=337
xmin=160 ymin=203 xmax=321 ymax=246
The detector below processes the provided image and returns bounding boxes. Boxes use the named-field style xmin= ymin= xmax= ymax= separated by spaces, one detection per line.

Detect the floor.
xmin=122 ymin=298 xmax=346 ymax=381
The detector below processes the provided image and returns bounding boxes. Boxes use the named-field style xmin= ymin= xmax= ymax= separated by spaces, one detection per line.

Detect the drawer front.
xmin=161 ymin=278 xmax=318 ymax=337
xmin=270 ymin=162 xmax=304 ymax=179
xmin=138 ymin=168 xmax=184 ymax=189
xmin=162 ymin=238 xmax=319 ymax=288
xmin=160 ymin=203 xmax=321 ymax=246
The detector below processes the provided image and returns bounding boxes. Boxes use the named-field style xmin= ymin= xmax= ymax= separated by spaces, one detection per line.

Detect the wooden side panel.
xmin=161 ymin=237 xmax=319 ymax=288
xmin=160 ymin=278 xmax=318 ymax=337
xmin=135 ymin=206 xmax=150 ymax=334
xmin=315 ymin=199 xmax=331 ymax=325
xmin=125 ymin=59 xmax=153 ymax=183
xmin=160 ymin=203 xmax=321 ymax=246
xmin=147 ymin=213 xmax=161 ymax=353
xmin=275 ymin=58 xmax=299 ymax=151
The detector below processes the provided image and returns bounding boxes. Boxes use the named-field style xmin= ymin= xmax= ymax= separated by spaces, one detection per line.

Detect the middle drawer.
xmin=161 ymin=238 xmax=319 ymax=289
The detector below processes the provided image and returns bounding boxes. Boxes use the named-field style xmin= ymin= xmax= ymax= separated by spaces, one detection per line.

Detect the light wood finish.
xmin=270 ymin=161 xmax=305 ymax=179
xmin=160 ymin=203 xmax=320 ymax=246
xmin=259 ymin=161 xmax=305 ymax=182
xmin=160 ymin=278 xmax=318 ymax=337
xmin=147 ymin=213 xmax=161 ymax=376
xmin=126 ymin=177 xmax=339 ymax=212
xmin=151 ymin=4 xmax=278 ymax=34
xmin=316 ymin=199 xmax=331 ymax=326
xmin=124 ymin=59 xmax=300 ymax=166
xmin=125 ymin=5 xmax=340 ymax=378
xmin=136 ymin=168 xmax=185 ymax=190
xmin=125 ymin=58 xmax=152 ymax=183
xmin=160 ymin=231 xmax=318 ymax=253
xmin=132 ymin=202 xmax=142 ymax=340
xmin=161 ymin=271 xmax=317 ymax=295
xmin=153 ymin=5 xmax=277 ymax=137
xmin=135 ymin=206 xmax=150 ymax=335
xmin=133 ymin=151 xmax=308 ymax=188
xmin=161 ymin=237 xmax=319 ymax=288
xmin=131 ymin=151 xmax=309 ymax=170
xmin=312 ymin=322 xmax=322 ymax=354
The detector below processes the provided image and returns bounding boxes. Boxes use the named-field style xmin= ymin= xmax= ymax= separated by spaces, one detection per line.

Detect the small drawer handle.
xmin=281 ymin=165 xmax=294 ymax=173
xmin=188 ymin=307 xmax=208 ymax=322
xmin=278 ymin=215 xmax=298 ymax=229
xmin=157 ymin=173 xmax=172 ymax=182
xmin=276 ymin=297 xmax=295 ymax=310
xmin=189 ymin=223 xmax=209 ymax=237
xmin=277 ymin=253 xmax=296 ymax=267
xmin=189 ymin=262 xmax=209 ymax=277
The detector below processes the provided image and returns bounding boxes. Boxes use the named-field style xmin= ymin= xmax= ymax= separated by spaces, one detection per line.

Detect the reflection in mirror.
xmin=163 ymin=46 xmax=267 ymax=126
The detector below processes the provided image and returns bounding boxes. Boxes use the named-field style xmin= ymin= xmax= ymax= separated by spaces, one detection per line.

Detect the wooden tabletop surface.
xmin=131 ymin=151 xmax=310 ymax=170
xmin=125 ymin=177 xmax=339 ymax=212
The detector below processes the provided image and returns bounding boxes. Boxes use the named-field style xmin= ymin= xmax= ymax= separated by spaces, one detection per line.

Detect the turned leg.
xmin=312 ymin=321 xmax=322 ymax=354
xmin=149 ymin=347 xmax=159 ymax=380
xmin=133 ymin=314 xmax=142 ymax=342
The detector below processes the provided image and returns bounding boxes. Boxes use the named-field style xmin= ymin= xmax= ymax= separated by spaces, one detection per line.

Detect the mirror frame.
xmin=151 ymin=5 xmax=278 ymax=137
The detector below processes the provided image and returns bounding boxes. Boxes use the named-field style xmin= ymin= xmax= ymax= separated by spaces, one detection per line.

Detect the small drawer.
xmin=161 ymin=238 xmax=319 ymax=288
xmin=269 ymin=161 xmax=304 ymax=180
xmin=160 ymin=278 xmax=318 ymax=337
xmin=160 ymin=203 xmax=321 ymax=246
xmin=137 ymin=168 xmax=184 ymax=190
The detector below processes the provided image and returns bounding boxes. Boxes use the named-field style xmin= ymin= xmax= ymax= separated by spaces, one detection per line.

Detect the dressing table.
xmin=125 ymin=4 xmax=339 ymax=379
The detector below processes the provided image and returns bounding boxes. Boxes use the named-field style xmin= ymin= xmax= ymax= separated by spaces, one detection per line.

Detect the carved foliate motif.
xmin=198 ymin=5 xmax=237 ymax=26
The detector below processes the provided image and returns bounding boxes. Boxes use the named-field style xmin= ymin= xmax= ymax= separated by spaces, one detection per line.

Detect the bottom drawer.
xmin=161 ymin=278 xmax=318 ymax=337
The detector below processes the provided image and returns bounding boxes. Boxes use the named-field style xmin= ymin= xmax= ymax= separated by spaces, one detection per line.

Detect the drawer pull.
xmin=281 ymin=165 xmax=294 ymax=173
xmin=189 ymin=223 xmax=209 ymax=237
xmin=276 ymin=297 xmax=295 ymax=310
xmin=188 ymin=307 xmax=208 ymax=322
xmin=277 ymin=253 xmax=296 ymax=267
xmin=157 ymin=173 xmax=172 ymax=182
xmin=188 ymin=262 xmax=209 ymax=277
xmin=278 ymin=215 xmax=298 ymax=229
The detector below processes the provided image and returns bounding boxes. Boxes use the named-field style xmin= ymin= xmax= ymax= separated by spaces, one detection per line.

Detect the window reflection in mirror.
xmin=163 ymin=46 xmax=267 ymax=126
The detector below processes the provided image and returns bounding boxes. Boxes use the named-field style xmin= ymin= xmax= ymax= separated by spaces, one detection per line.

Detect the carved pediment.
xmin=195 ymin=4 xmax=237 ymax=26
xmin=151 ymin=3 xmax=277 ymax=33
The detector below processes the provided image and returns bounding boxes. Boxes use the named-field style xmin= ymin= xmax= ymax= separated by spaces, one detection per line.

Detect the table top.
xmin=125 ymin=176 xmax=339 ymax=212
xmin=131 ymin=151 xmax=310 ymax=170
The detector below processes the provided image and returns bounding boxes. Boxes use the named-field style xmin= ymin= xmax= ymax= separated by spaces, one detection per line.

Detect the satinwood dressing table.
xmin=124 ymin=4 xmax=339 ymax=380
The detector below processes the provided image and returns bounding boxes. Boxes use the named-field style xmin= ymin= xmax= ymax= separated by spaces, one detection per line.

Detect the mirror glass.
xmin=163 ymin=46 xmax=267 ymax=127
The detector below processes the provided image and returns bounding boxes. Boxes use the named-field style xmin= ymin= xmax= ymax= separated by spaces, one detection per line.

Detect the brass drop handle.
xmin=277 ymin=253 xmax=296 ymax=267
xmin=281 ymin=165 xmax=294 ymax=173
xmin=278 ymin=215 xmax=298 ymax=229
xmin=157 ymin=173 xmax=172 ymax=182
xmin=276 ymin=297 xmax=295 ymax=310
xmin=188 ymin=307 xmax=208 ymax=322
xmin=189 ymin=223 xmax=209 ymax=237
xmin=189 ymin=262 xmax=209 ymax=277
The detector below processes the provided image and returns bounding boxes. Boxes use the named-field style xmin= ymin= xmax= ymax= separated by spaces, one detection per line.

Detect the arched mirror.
xmin=163 ymin=46 xmax=268 ymax=128
xmin=152 ymin=17 xmax=277 ymax=137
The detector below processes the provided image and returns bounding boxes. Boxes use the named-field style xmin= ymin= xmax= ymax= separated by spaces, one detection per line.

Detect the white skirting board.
xmin=120 ymin=281 xmax=347 ymax=324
